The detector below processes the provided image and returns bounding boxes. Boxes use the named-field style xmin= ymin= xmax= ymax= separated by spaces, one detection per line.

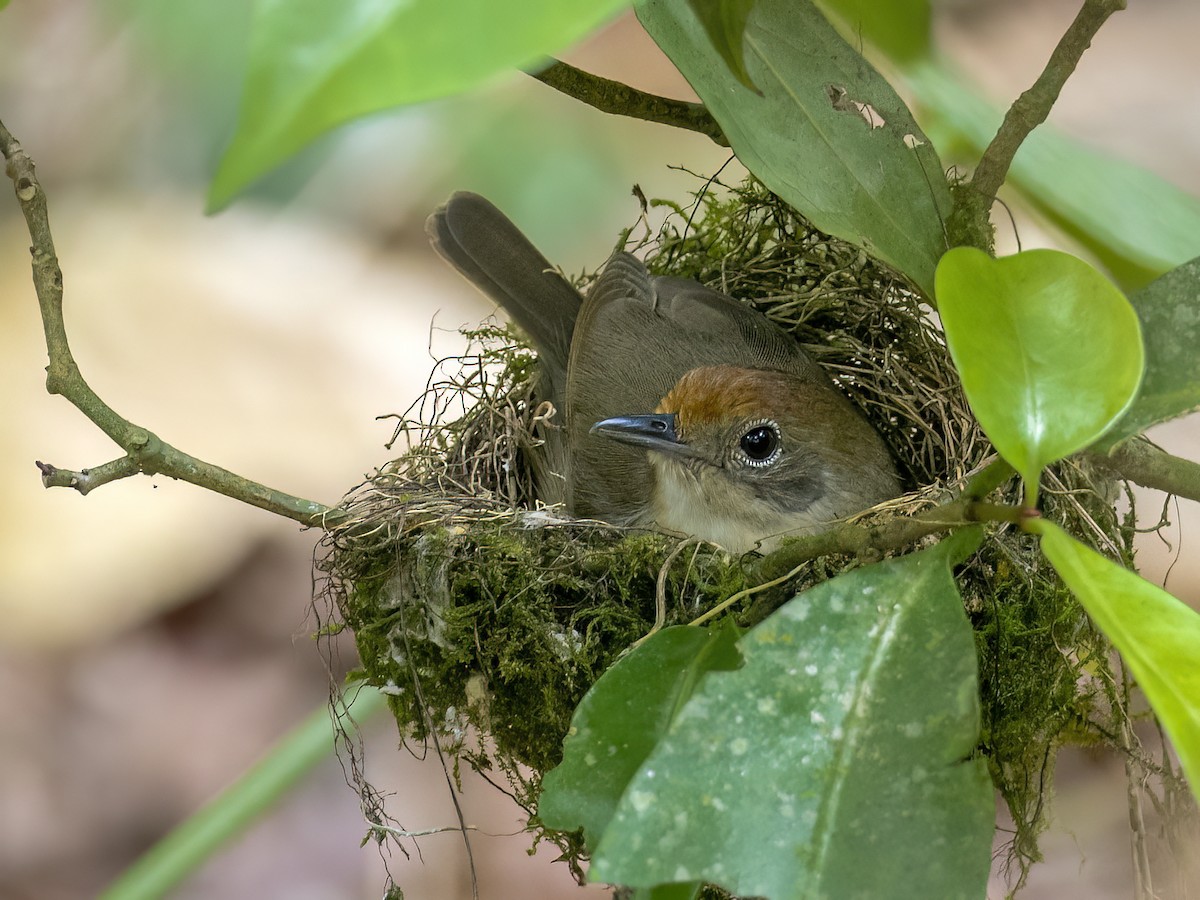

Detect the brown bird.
xmin=427 ymin=192 xmax=899 ymax=553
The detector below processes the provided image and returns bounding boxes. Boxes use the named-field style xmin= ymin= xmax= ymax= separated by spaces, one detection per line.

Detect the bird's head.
xmin=589 ymin=365 xmax=899 ymax=552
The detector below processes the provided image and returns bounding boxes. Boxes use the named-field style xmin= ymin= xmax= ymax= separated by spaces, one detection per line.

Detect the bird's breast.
xmin=648 ymin=457 xmax=837 ymax=554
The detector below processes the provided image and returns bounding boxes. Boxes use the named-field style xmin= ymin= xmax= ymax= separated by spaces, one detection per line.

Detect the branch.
xmin=949 ymin=0 xmax=1126 ymax=247
xmin=743 ymin=437 xmax=1200 ymax=594
xmin=749 ymin=459 xmax=1017 ymax=587
xmin=698 ymin=435 xmax=1200 ymax=626
xmin=714 ymin=438 xmax=1197 ymax=605
xmin=1086 ymin=439 xmax=1200 ymax=504
xmin=1 ymin=118 xmax=345 ymax=529
xmin=528 ymin=59 xmax=728 ymax=146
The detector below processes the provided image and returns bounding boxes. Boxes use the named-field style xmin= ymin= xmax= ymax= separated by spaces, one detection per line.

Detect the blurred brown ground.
xmin=0 ymin=1 xmax=1197 ymax=898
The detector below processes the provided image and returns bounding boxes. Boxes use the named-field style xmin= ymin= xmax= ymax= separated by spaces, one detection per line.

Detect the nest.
xmin=316 ymin=177 xmax=1191 ymax=889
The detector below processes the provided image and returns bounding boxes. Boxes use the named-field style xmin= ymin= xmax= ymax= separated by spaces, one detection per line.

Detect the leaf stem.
xmin=528 ymin=59 xmax=728 ymax=146
xmin=1 ymin=118 xmax=345 ymax=529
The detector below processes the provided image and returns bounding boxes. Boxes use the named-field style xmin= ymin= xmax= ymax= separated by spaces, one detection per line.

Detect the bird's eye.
xmin=738 ymin=422 xmax=781 ymax=466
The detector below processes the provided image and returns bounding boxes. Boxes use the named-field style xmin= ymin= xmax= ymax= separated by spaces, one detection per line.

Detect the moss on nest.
xmin=317 ymin=176 xmax=1182 ymax=888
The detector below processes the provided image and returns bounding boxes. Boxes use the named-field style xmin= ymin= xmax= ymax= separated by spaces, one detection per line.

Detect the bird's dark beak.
xmin=590 ymin=413 xmax=696 ymax=457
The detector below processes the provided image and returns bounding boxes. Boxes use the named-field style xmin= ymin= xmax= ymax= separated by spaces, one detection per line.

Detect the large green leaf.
xmin=634 ymin=883 xmax=702 ymax=900
xmin=209 ymin=0 xmax=629 ymax=210
xmin=686 ymin=0 xmax=758 ymax=91
xmin=589 ymin=532 xmax=993 ymax=899
xmin=936 ymin=247 xmax=1144 ymax=501
xmin=1107 ymin=256 xmax=1200 ymax=442
xmin=909 ymin=61 xmax=1200 ymax=289
xmin=1034 ymin=520 xmax=1200 ymax=803
xmin=637 ymin=0 xmax=951 ymax=296
xmin=819 ymin=0 xmax=931 ymax=64
xmin=539 ymin=623 xmax=741 ymax=850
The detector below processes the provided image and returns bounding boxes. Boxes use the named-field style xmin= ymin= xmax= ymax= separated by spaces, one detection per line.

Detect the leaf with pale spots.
xmin=589 ymin=530 xmax=993 ymax=899
xmin=538 ymin=622 xmax=742 ymax=852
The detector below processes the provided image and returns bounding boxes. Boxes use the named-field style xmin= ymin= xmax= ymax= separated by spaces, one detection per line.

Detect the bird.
xmin=426 ymin=191 xmax=900 ymax=553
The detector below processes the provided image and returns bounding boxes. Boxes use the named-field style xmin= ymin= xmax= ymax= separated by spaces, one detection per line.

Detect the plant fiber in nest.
xmin=317 ymin=178 xmax=1157 ymax=882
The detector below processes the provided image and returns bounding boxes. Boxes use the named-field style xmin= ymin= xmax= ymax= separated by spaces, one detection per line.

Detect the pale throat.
xmin=646 ymin=455 xmax=834 ymax=554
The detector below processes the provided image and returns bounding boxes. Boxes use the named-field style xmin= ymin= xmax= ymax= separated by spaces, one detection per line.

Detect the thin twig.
xmin=0 ymin=117 xmax=344 ymax=529
xmin=367 ymin=822 xmax=480 ymax=839
xmin=649 ymin=538 xmax=703 ymax=639
xmin=751 ymin=458 xmax=1019 ymax=585
xmin=528 ymin=59 xmax=728 ymax=146
xmin=950 ymin=0 xmax=1126 ymax=246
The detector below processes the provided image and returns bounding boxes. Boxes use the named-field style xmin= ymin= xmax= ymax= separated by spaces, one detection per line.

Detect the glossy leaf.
xmin=819 ymin=0 xmax=931 ymax=64
xmin=538 ymin=623 xmax=742 ymax=848
xmin=1034 ymin=520 xmax=1200 ymax=803
xmin=909 ymin=61 xmax=1200 ymax=289
xmin=936 ymin=247 xmax=1144 ymax=499
xmin=686 ymin=0 xmax=758 ymax=91
xmin=589 ymin=531 xmax=993 ymax=899
xmin=638 ymin=0 xmax=950 ymax=296
xmin=633 ymin=883 xmax=703 ymax=900
xmin=209 ymin=0 xmax=629 ymax=210
xmin=1107 ymin=256 xmax=1200 ymax=442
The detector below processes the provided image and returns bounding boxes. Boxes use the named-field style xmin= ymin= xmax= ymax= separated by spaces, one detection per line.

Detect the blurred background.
xmin=0 ymin=1 xmax=1197 ymax=897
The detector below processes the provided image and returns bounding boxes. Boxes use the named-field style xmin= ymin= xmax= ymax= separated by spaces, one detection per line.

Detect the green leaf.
xmin=590 ymin=531 xmax=993 ymax=899
xmin=209 ymin=0 xmax=629 ymax=210
xmin=633 ymin=883 xmax=703 ymax=900
xmin=99 ymin=685 xmax=386 ymax=899
xmin=686 ymin=0 xmax=758 ymax=91
xmin=1033 ymin=520 xmax=1200 ymax=804
xmin=1106 ymin=256 xmax=1200 ymax=442
xmin=538 ymin=623 xmax=742 ymax=847
xmin=908 ymin=61 xmax=1200 ymax=289
xmin=936 ymin=247 xmax=1144 ymax=500
xmin=637 ymin=0 xmax=951 ymax=296
xmin=818 ymin=0 xmax=931 ymax=64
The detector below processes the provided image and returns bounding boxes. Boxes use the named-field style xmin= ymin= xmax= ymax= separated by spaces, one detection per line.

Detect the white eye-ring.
xmin=737 ymin=419 xmax=782 ymax=467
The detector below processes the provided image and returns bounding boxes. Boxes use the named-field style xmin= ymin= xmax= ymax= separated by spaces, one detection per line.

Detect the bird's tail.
xmin=426 ymin=192 xmax=578 ymax=506
xmin=425 ymin=192 xmax=581 ymax=387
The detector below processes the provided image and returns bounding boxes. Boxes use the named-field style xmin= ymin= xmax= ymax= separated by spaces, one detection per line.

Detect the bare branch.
xmin=37 ymin=456 xmax=140 ymax=494
xmin=1087 ymin=438 xmax=1200 ymax=504
xmin=1 ymin=118 xmax=345 ymax=529
xmin=751 ymin=459 xmax=1018 ymax=585
xmin=950 ymin=0 xmax=1126 ymax=247
xmin=528 ymin=59 xmax=728 ymax=146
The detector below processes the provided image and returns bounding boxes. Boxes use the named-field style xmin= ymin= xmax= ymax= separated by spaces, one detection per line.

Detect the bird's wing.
xmin=425 ymin=192 xmax=582 ymax=390
xmin=649 ymin=275 xmax=828 ymax=382
xmin=566 ymin=252 xmax=830 ymax=522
